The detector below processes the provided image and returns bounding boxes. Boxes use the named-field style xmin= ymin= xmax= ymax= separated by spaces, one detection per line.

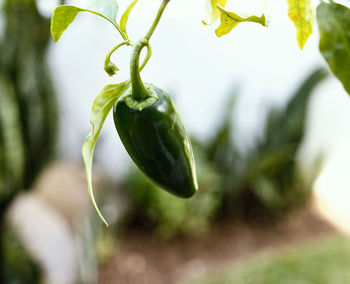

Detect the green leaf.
xmin=215 ymin=6 xmax=267 ymax=37
xmin=51 ymin=6 xmax=80 ymax=42
xmin=204 ymin=0 xmax=228 ymax=25
xmin=287 ymin=0 xmax=315 ymax=49
xmin=120 ymin=0 xmax=139 ymax=36
xmin=317 ymin=1 xmax=350 ymax=95
xmin=51 ymin=0 xmax=119 ymax=42
xmin=82 ymin=81 xmax=130 ymax=227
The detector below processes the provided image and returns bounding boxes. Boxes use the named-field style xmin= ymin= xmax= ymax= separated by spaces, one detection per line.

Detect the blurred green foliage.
xmin=186 ymin=235 xmax=350 ymax=284
xmin=207 ymin=67 xmax=328 ymax=219
xmin=121 ymin=68 xmax=328 ymax=237
xmin=0 ymin=0 xmax=58 ymax=213
xmin=0 ymin=0 xmax=58 ymax=281
xmin=0 ymin=228 xmax=42 ymax=284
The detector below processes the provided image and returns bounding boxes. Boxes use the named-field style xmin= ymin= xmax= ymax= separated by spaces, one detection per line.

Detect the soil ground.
xmin=99 ymin=207 xmax=337 ymax=284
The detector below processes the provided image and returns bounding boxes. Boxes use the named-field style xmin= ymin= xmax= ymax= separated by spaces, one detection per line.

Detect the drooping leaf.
xmin=287 ymin=0 xmax=315 ymax=49
xmin=317 ymin=1 xmax=350 ymax=95
xmin=82 ymin=81 xmax=130 ymax=227
xmin=51 ymin=0 xmax=119 ymax=42
xmin=215 ymin=6 xmax=267 ymax=37
xmin=204 ymin=0 xmax=228 ymax=25
xmin=120 ymin=0 xmax=139 ymax=36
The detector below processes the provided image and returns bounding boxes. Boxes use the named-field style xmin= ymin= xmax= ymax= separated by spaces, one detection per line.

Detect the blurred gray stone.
xmin=5 ymin=160 xmax=129 ymax=284
xmin=32 ymin=161 xmax=127 ymax=228
xmin=34 ymin=161 xmax=94 ymax=227
xmin=7 ymin=193 xmax=78 ymax=284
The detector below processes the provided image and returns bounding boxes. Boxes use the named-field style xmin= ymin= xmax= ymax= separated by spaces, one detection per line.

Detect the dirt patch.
xmin=99 ymin=208 xmax=337 ymax=284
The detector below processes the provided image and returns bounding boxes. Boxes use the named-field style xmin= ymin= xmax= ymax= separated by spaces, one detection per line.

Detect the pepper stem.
xmin=130 ymin=39 xmax=149 ymax=100
xmin=130 ymin=0 xmax=170 ymax=101
xmin=145 ymin=0 xmax=170 ymax=41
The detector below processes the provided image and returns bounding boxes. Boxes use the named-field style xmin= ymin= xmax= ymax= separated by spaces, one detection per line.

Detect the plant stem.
xmin=104 ymin=41 xmax=130 ymax=67
xmin=130 ymin=39 xmax=150 ymax=100
xmin=145 ymin=0 xmax=170 ymax=41
xmin=139 ymin=43 xmax=152 ymax=72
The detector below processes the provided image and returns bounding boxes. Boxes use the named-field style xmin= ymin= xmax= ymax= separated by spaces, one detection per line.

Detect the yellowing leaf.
xmin=215 ymin=6 xmax=267 ymax=37
xmin=51 ymin=0 xmax=119 ymax=42
xmin=51 ymin=6 xmax=81 ymax=42
xmin=287 ymin=0 xmax=315 ymax=49
xmin=82 ymin=81 xmax=130 ymax=227
xmin=120 ymin=0 xmax=139 ymax=36
xmin=204 ymin=0 xmax=227 ymax=25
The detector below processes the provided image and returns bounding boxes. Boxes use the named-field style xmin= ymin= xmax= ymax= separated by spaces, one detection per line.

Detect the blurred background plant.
xmin=0 ymin=0 xmax=58 ymax=282
xmin=1 ymin=227 xmax=42 ymax=284
xmin=0 ymin=1 xmax=115 ymax=283
xmin=208 ymin=67 xmax=328 ymax=220
xmin=0 ymin=0 xmax=58 ymax=214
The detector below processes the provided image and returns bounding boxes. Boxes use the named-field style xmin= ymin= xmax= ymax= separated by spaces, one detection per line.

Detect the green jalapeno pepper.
xmin=113 ymin=40 xmax=198 ymax=198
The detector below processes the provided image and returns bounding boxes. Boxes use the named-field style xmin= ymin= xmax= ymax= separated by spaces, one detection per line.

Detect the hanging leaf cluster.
xmin=51 ymin=0 xmax=141 ymax=226
xmin=204 ymin=0 xmax=350 ymax=96
xmin=203 ymin=0 xmax=268 ymax=37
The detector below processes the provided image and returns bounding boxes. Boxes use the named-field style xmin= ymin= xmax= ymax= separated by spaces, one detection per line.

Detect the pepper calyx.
xmin=123 ymin=83 xmax=159 ymax=111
